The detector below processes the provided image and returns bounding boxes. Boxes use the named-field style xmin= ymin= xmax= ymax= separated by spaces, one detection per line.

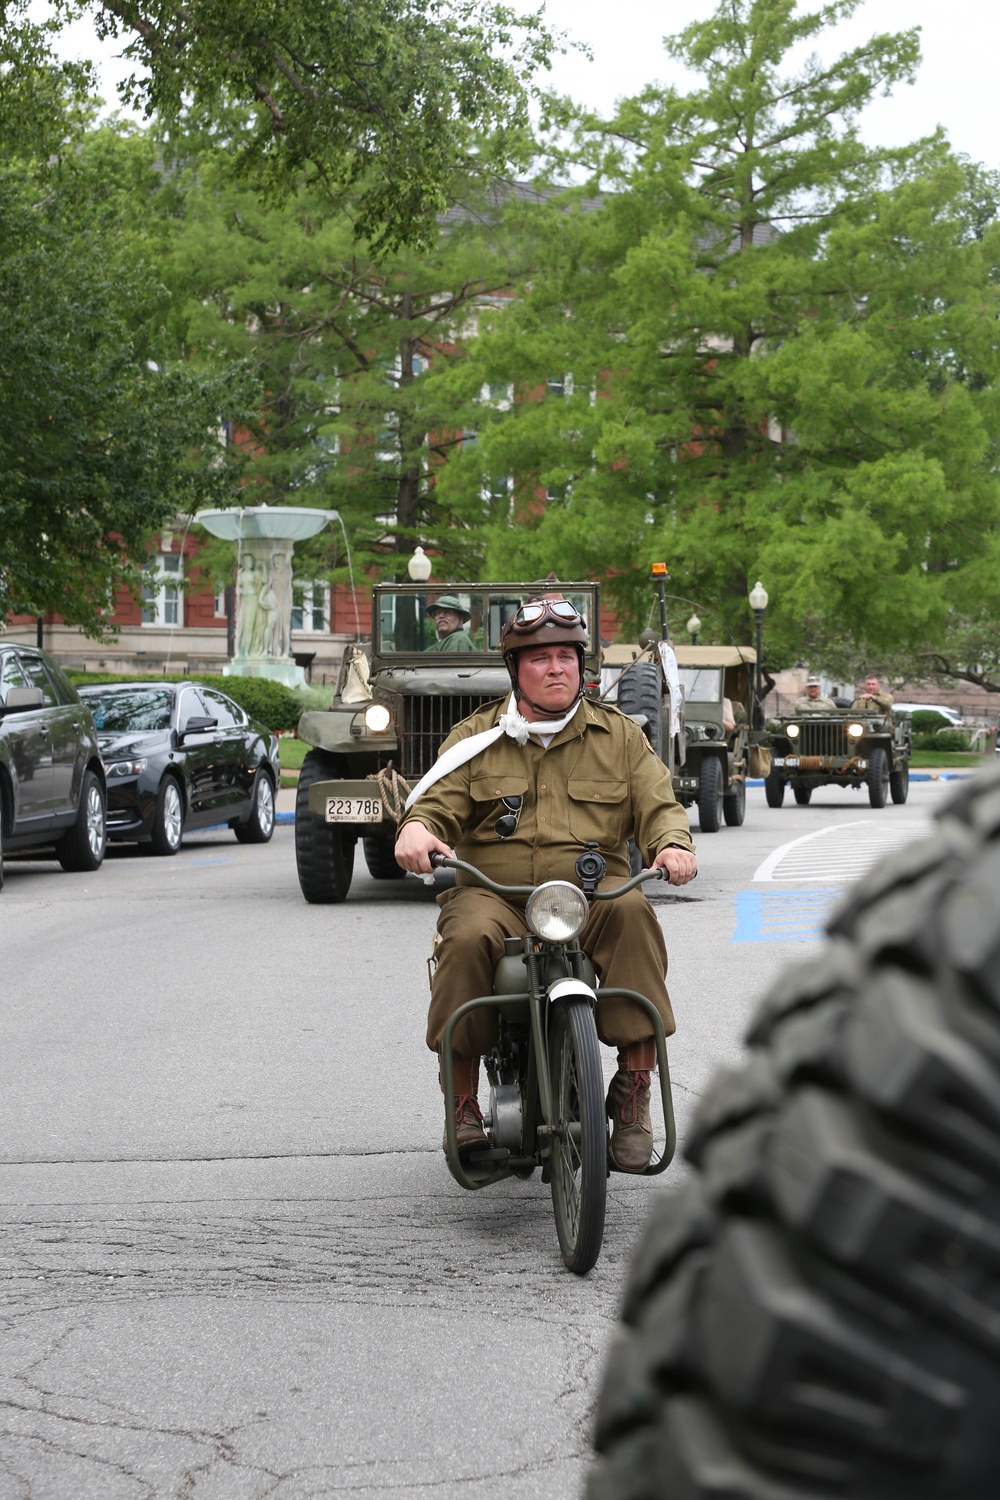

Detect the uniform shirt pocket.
xmin=469 ymin=775 xmax=530 ymax=839
xmin=567 ymin=778 xmax=628 ymax=847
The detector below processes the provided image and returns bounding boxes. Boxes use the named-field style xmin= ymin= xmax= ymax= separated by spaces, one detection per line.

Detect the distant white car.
xmin=893 ymin=702 xmax=963 ymax=726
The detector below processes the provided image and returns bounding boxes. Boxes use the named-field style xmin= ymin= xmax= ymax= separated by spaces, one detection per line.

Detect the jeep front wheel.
xmin=764 ymin=768 xmax=785 ymax=807
xmin=890 ymin=759 xmax=910 ymax=804
xmin=295 ymin=751 xmax=355 ymax=903
xmin=867 ymin=746 xmax=889 ymax=808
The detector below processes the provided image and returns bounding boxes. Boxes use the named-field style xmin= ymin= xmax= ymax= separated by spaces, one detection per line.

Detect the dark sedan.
xmin=78 ymin=682 xmax=280 ymax=855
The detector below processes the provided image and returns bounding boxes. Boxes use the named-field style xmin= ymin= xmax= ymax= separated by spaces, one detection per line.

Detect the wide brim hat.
xmin=427 ymin=594 xmax=471 ymax=621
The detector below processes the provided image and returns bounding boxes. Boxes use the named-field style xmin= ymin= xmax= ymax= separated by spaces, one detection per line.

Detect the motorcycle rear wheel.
xmin=548 ymin=999 xmax=607 ymax=1275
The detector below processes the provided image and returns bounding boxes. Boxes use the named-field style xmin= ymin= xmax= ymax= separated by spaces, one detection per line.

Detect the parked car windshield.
xmin=82 ymin=687 xmax=175 ymax=732
xmin=677 ymin=667 xmax=723 ymax=704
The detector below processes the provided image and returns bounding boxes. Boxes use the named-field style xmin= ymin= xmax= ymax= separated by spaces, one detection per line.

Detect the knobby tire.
xmin=549 ymin=998 xmax=607 ymax=1275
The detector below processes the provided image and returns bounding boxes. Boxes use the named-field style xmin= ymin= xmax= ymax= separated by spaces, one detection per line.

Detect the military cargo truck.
xmin=293 ymin=580 xmax=602 ymax=902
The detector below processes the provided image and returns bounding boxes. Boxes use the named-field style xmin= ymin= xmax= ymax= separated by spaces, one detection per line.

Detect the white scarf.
xmin=403 ymin=692 xmax=581 ymax=811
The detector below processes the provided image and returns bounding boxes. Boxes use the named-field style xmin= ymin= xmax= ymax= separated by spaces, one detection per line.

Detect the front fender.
xmin=547 ymin=976 xmax=597 ymax=1005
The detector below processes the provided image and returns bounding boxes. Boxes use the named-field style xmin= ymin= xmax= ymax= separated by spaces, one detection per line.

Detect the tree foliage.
xmin=62 ymin=0 xmax=557 ymax=249
xmin=137 ymin=126 xmax=537 ymax=589
xmin=0 ymin=87 xmax=258 ymax=635
xmin=437 ymin=0 xmax=1000 ymax=671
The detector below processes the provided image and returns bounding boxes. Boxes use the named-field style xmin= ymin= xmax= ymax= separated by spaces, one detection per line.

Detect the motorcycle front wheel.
xmin=548 ymin=999 xmax=608 ymax=1275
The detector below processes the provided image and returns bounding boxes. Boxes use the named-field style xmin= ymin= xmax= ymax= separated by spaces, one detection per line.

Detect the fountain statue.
xmin=194 ymin=505 xmax=339 ymax=686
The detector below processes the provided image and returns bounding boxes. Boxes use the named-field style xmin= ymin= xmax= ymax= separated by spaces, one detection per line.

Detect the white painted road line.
xmin=754 ymin=818 xmax=934 ymax=883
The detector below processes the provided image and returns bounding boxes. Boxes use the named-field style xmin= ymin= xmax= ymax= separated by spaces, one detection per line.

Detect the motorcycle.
xmin=432 ymin=844 xmax=677 ymax=1275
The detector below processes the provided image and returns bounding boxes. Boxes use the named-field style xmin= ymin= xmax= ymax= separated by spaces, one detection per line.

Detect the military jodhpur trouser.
xmin=426 ymin=884 xmax=675 ymax=1058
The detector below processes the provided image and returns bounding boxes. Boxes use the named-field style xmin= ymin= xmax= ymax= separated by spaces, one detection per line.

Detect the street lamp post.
xmin=748 ymin=580 xmax=769 ymax=727
xmin=686 ymin=612 xmax=701 ymax=645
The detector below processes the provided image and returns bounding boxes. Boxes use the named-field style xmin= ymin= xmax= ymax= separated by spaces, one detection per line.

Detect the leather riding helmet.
xmin=500 ymin=599 xmax=589 ymax=713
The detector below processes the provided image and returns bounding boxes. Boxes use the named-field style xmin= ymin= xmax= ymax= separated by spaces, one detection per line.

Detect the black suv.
xmin=0 ymin=644 xmax=107 ymax=889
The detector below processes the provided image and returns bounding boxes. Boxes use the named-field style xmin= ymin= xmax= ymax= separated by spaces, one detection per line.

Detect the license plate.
xmin=774 ymin=756 xmax=798 ymax=767
xmin=325 ymin=796 xmax=383 ymax=823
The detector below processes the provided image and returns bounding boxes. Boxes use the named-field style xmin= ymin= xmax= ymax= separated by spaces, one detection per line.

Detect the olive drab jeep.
xmin=293 ymin=580 xmax=603 ymax=903
xmin=764 ymin=702 xmax=912 ymax=809
xmin=670 ymin=645 xmax=761 ymax=832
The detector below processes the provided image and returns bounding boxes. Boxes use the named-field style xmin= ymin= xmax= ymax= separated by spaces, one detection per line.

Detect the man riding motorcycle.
xmin=394 ymin=597 xmax=697 ymax=1172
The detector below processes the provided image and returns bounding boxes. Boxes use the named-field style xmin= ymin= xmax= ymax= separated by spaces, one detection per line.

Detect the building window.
xmin=142 ymin=553 xmax=183 ymax=627
xmin=546 ymin=373 xmax=574 ymax=399
xmin=291 ymin=582 xmax=329 ymax=633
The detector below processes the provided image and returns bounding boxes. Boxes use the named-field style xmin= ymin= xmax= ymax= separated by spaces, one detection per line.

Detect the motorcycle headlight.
xmin=786 ymin=724 xmax=800 ymax=738
xmin=847 ymin=721 xmax=865 ymax=738
xmin=525 ymin=881 xmax=589 ymax=942
xmin=364 ymin=703 xmax=392 ymax=733
xmin=106 ymin=758 xmax=147 ymax=777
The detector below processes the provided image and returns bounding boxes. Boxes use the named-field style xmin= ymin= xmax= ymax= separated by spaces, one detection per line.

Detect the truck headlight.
xmin=364 ymin=703 xmax=392 ymax=733
xmin=525 ymin=881 xmax=589 ymax=942
xmin=786 ymin=724 xmax=800 ymax=738
xmin=847 ymin=722 xmax=864 ymax=738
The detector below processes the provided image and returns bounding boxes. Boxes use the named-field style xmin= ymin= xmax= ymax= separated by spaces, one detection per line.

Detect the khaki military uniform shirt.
xmin=398 ymin=696 xmax=694 ymax=887
xmin=794 ymin=693 xmax=837 ymax=713
xmin=851 ymin=691 xmax=893 ymax=715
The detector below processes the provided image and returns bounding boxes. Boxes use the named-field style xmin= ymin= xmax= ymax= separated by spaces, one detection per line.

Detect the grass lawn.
xmin=910 ymin=751 xmax=991 ymax=769
xmin=277 ymin=736 xmax=308 ymax=771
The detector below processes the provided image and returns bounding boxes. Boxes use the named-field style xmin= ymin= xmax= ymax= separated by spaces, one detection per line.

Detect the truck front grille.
xmin=797 ymin=721 xmax=849 ymax=757
xmin=401 ymin=694 xmax=498 ymax=779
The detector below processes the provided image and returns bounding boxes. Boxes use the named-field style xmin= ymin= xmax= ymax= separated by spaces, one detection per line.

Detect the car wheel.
xmin=234 ymin=770 xmax=276 ymax=845
xmin=697 ymin=756 xmax=723 ymax=833
xmin=587 ymin=767 xmax=1000 ymax=1500
xmin=56 ymin=770 xmax=106 ymax=872
xmin=150 ymin=776 xmax=184 ymax=856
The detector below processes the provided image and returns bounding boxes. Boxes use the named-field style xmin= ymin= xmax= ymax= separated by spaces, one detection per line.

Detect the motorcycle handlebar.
xmin=428 ymin=851 xmax=670 ymax=899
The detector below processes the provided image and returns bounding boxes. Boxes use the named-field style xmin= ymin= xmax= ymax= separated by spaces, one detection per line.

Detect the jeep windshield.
xmin=375 ymin=586 xmax=598 ymax=657
xmin=677 ymin=667 xmax=723 ymax=705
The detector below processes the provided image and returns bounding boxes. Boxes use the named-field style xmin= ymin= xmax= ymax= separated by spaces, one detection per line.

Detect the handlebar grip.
xmin=429 ymin=851 xmax=447 ymax=868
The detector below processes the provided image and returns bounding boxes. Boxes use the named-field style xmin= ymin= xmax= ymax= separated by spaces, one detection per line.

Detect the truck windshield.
xmin=376 ymin=588 xmax=596 ymax=656
xmin=677 ymin=667 xmax=722 ymax=704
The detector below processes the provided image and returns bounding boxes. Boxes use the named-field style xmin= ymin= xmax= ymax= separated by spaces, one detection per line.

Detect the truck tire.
xmin=363 ymin=834 xmax=406 ymax=880
xmin=890 ymin=760 xmax=910 ymax=804
xmin=764 ymin=768 xmax=786 ymax=807
xmin=793 ymin=782 xmax=812 ymax=805
xmin=722 ymin=776 xmax=746 ymax=827
xmin=588 ymin=767 xmax=1000 ymax=1500
xmin=617 ymin=662 xmax=664 ymax=761
xmin=697 ymin=755 xmax=722 ymax=833
xmin=295 ymin=751 xmax=355 ymax=903
xmin=868 ymin=746 xmax=890 ymax=808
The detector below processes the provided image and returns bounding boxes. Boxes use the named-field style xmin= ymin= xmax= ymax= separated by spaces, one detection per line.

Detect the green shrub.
xmin=922 ymin=729 xmax=969 ymax=753
xmin=910 ymin=710 xmax=953 ymax=734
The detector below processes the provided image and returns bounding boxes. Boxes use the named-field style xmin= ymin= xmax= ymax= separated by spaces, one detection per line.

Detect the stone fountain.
xmin=194 ymin=505 xmax=339 ymax=686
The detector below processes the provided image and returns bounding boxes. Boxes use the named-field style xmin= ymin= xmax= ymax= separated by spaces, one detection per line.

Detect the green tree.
xmin=437 ymin=0 xmax=1000 ymax=669
xmin=138 ymin=130 xmax=534 ymax=587
xmin=57 ymin=0 xmax=556 ymax=249
xmin=0 ymin=108 xmax=258 ymax=635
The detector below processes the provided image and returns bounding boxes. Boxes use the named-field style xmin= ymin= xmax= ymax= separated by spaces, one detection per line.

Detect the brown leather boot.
xmin=440 ymin=1054 xmax=488 ymax=1159
xmin=607 ymin=1039 xmax=656 ymax=1173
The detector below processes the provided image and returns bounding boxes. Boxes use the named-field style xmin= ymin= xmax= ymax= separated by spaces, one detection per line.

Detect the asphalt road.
xmin=0 ymin=775 xmax=964 ymax=1499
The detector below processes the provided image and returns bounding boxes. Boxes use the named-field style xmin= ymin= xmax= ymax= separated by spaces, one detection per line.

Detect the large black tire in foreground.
xmin=295 ymin=751 xmax=355 ymax=903
xmin=588 ymin=766 xmax=1000 ymax=1499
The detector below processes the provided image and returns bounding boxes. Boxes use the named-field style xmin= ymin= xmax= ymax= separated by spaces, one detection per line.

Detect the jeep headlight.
xmin=525 ymin=881 xmax=589 ymax=942
xmin=786 ymin=723 xmax=800 ymax=738
xmin=847 ymin=722 xmax=865 ymax=739
xmin=364 ymin=703 xmax=392 ymax=733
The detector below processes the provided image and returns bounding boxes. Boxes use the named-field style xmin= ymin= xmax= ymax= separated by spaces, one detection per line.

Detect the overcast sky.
xmin=537 ymin=0 xmax=999 ymax=167
xmin=39 ymin=0 xmax=1000 ymax=170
